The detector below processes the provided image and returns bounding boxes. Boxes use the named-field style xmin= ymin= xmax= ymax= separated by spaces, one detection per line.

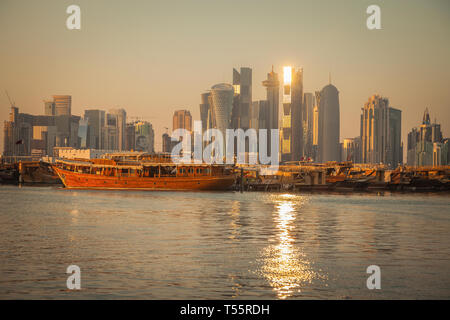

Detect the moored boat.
xmin=52 ymin=153 xmax=236 ymax=191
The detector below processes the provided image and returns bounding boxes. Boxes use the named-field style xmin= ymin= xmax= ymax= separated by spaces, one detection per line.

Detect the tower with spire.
xmin=423 ymin=107 xmax=431 ymax=125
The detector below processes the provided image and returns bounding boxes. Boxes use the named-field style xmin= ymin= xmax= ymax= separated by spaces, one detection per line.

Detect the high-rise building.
xmin=261 ymin=66 xmax=280 ymax=157
xmin=208 ymin=83 xmax=234 ymax=156
xmin=134 ymin=121 xmax=155 ymax=153
xmin=162 ymin=133 xmax=178 ymax=154
xmin=44 ymin=101 xmax=55 ymax=116
xmin=361 ymin=95 xmax=402 ymax=167
xmin=125 ymin=123 xmax=136 ymax=151
xmin=209 ymin=83 xmax=234 ymax=135
xmin=108 ymin=109 xmax=127 ymax=151
xmin=84 ymin=109 xmax=106 ymax=149
xmin=302 ymin=92 xmax=315 ymax=159
xmin=173 ymin=110 xmax=192 ymax=132
xmin=389 ymin=107 xmax=402 ymax=167
xmin=262 ymin=66 xmax=280 ymax=131
xmin=280 ymin=66 xmax=303 ymax=162
xmin=199 ymin=92 xmax=211 ymax=132
xmin=407 ymin=108 xmax=447 ymax=166
xmin=313 ymin=84 xmax=340 ymax=163
xmin=231 ymin=67 xmax=252 ymax=130
xmin=104 ymin=113 xmax=118 ymax=150
xmin=341 ymin=137 xmax=361 ymax=163
xmin=250 ymin=100 xmax=269 ymax=131
xmin=78 ymin=118 xmax=89 ymax=149
xmin=3 ymin=104 xmax=79 ymax=158
xmin=53 ymin=95 xmax=72 ymax=116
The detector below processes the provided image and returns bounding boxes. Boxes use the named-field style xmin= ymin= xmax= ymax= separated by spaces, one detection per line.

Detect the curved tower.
xmin=209 ymin=83 xmax=234 ymax=136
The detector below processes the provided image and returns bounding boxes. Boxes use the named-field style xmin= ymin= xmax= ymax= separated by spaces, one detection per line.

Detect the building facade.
xmin=3 ymin=104 xmax=79 ymax=158
xmin=84 ymin=109 xmax=106 ymax=150
xmin=341 ymin=137 xmax=361 ymax=163
xmin=173 ymin=110 xmax=192 ymax=132
xmin=407 ymin=108 xmax=448 ymax=166
xmin=199 ymin=92 xmax=211 ymax=133
xmin=231 ymin=67 xmax=252 ymax=130
xmin=280 ymin=66 xmax=303 ymax=162
xmin=313 ymin=84 xmax=340 ymax=163
xmin=134 ymin=121 xmax=155 ymax=153
xmin=302 ymin=92 xmax=315 ymax=160
xmin=361 ymin=95 xmax=402 ymax=167
xmin=53 ymin=95 xmax=72 ymax=116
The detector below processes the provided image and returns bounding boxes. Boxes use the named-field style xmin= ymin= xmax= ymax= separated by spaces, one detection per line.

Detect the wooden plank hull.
xmin=53 ymin=167 xmax=235 ymax=191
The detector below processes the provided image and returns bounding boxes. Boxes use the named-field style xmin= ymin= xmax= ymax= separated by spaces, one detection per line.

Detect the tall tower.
xmin=313 ymin=84 xmax=340 ymax=163
xmin=361 ymin=95 xmax=402 ymax=167
xmin=173 ymin=110 xmax=192 ymax=132
xmin=209 ymin=83 xmax=234 ymax=133
xmin=84 ymin=109 xmax=105 ymax=149
xmin=290 ymin=68 xmax=303 ymax=161
xmin=53 ymin=95 xmax=71 ymax=116
xmin=135 ymin=121 xmax=155 ymax=153
xmin=302 ymin=92 xmax=315 ymax=159
xmin=319 ymin=84 xmax=340 ymax=162
xmin=280 ymin=66 xmax=303 ymax=162
xmin=199 ymin=92 xmax=211 ymax=132
xmin=262 ymin=66 xmax=280 ymax=157
xmin=262 ymin=66 xmax=280 ymax=130
xmin=108 ymin=108 xmax=127 ymax=151
xmin=231 ymin=67 xmax=252 ymax=130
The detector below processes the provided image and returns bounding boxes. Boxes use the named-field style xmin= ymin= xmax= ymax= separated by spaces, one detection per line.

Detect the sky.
xmin=1 ymin=0 xmax=449 ymax=153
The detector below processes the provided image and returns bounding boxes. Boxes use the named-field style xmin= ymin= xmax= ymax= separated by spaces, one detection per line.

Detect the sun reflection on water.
xmin=261 ymin=194 xmax=323 ymax=299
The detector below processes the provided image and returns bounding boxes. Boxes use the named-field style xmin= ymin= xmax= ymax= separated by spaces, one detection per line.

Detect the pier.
xmin=233 ymin=162 xmax=450 ymax=192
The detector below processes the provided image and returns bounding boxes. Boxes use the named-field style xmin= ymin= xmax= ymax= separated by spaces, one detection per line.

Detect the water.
xmin=0 ymin=185 xmax=449 ymax=299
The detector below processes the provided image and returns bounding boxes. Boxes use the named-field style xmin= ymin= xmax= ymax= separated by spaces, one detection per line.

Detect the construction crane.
xmin=5 ymin=90 xmax=15 ymax=108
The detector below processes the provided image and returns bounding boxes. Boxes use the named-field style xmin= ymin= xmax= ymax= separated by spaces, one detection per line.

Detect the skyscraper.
xmin=262 ymin=66 xmax=280 ymax=131
xmin=135 ymin=121 xmax=155 ymax=153
xmin=407 ymin=108 xmax=447 ymax=166
xmin=199 ymin=92 xmax=211 ymax=132
xmin=209 ymin=83 xmax=234 ymax=135
xmin=125 ymin=122 xmax=136 ymax=151
xmin=262 ymin=66 xmax=280 ymax=157
xmin=104 ymin=113 xmax=118 ymax=150
xmin=361 ymin=95 xmax=402 ymax=167
xmin=302 ymin=92 xmax=315 ymax=159
xmin=84 ymin=109 xmax=105 ymax=149
xmin=341 ymin=137 xmax=361 ymax=163
xmin=313 ymin=84 xmax=340 ymax=163
xmin=53 ymin=95 xmax=72 ymax=116
xmin=173 ymin=110 xmax=192 ymax=132
xmin=231 ymin=67 xmax=252 ymax=130
xmin=209 ymin=83 xmax=234 ymax=155
xmin=78 ymin=118 xmax=89 ymax=149
xmin=108 ymin=109 xmax=127 ymax=151
xmin=250 ymin=100 xmax=269 ymax=131
xmin=281 ymin=66 xmax=303 ymax=162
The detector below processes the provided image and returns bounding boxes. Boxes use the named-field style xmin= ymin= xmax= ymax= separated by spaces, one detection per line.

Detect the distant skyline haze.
xmin=1 ymin=0 xmax=449 ymax=154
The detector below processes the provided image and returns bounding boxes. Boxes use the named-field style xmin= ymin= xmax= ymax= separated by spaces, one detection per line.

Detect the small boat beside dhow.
xmin=52 ymin=153 xmax=236 ymax=191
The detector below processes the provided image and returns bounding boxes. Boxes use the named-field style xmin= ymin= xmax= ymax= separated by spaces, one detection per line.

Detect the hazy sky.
xmin=1 ymin=0 xmax=449 ymax=153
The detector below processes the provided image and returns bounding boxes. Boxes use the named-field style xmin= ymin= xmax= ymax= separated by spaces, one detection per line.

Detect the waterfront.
xmin=0 ymin=185 xmax=449 ymax=299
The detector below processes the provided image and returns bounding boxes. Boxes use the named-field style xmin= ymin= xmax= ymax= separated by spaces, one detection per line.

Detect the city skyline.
xmin=1 ymin=0 xmax=449 ymax=155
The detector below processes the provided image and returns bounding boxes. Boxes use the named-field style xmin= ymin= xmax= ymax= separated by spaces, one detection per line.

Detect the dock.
xmin=1 ymin=158 xmax=449 ymax=192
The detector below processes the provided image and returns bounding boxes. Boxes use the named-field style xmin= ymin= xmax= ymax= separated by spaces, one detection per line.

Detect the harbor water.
xmin=0 ymin=185 xmax=449 ymax=299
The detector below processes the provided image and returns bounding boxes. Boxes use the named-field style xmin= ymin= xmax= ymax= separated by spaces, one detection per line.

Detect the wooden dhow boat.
xmin=52 ymin=152 xmax=236 ymax=191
